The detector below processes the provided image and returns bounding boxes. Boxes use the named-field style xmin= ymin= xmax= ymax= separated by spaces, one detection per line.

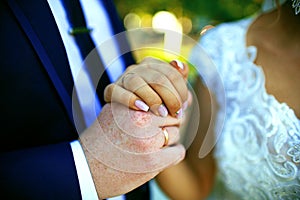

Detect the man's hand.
xmin=80 ymin=103 xmax=185 ymax=199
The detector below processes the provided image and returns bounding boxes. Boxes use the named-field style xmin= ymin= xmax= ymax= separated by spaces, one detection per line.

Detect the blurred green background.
xmin=114 ymin=0 xmax=263 ymax=36
xmin=113 ymin=0 xmax=263 ymax=80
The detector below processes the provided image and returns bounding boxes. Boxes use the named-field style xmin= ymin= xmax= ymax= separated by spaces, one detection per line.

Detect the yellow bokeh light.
xmin=141 ymin=14 xmax=153 ymax=28
xmin=124 ymin=13 xmax=141 ymax=30
xmin=178 ymin=17 xmax=192 ymax=34
xmin=152 ymin=11 xmax=182 ymax=33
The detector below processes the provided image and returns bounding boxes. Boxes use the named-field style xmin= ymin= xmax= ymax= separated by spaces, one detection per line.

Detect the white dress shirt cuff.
xmin=70 ymin=140 xmax=99 ymax=200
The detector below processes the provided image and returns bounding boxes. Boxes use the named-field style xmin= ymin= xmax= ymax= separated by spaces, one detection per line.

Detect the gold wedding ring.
xmin=162 ymin=128 xmax=169 ymax=147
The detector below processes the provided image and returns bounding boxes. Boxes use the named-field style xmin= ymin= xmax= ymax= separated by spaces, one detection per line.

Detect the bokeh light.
xmin=124 ymin=13 xmax=141 ymax=29
xmin=152 ymin=11 xmax=182 ymax=33
xmin=178 ymin=17 xmax=193 ymax=34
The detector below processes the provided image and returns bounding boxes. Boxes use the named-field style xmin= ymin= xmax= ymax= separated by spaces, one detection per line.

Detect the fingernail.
xmin=158 ymin=104 xmax=168 ymax=117
xmin=135 ymin=100 xmax=149 ymax=112
xmin=182 ymin=101 xmax=188 ymax=111
xmin=175 ymin=108 xmax=183 ymax=118
xmin=174 ymin=59 xmax=184 ymax=70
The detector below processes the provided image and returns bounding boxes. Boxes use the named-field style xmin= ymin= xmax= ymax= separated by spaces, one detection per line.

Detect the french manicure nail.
xmin=175 ymin=108 xmax=183 ymax=118
xmin=174 ymin=59 xmax=184 ymax=70
xmin=158 ymin=104 xmax=168 ymax=117
xmin=135 ymin=100 xmax=149 ymax=112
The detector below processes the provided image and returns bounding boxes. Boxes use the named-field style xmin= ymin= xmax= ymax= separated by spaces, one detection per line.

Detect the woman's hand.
xmin=104 ymin=57 xmax=189 ymax=118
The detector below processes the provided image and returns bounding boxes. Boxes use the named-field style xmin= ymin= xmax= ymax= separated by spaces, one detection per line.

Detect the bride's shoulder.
xmin=199 ymin=17 xmax=254 ymax=48
xmin=189 ymin=17 xmax=256 ymax=81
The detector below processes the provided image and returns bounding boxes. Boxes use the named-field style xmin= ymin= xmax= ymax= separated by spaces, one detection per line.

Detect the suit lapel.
xmin=14 ymin=0 xmax=74 ymax=95
xmin=7 ymin=0 xmax=84 ymax=127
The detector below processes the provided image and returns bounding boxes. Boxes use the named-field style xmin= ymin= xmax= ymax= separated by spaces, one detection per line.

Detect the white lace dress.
xmin=189 ymin=17 xmax=300 ymax=199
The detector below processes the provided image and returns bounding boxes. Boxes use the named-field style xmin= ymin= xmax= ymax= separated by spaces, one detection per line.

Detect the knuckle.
xmin=151 ymin=72 xmax=168 ymax=85
xmin=142 ymin=56 xmax=155 ymax=63
xmin=123 ymin=74 xmax=145 ymax=91
xmin=125 ymin=64 xmax=137 ymax=72
xmin=104 ymin=84 xmax=115 ymax=102
xmin=140 ymin=57 xmax=162 ymax=68
xmin=168 ymin=71 xmax=182 ymax=83
xmin=123 ymin=73 xmax=136 ymax=84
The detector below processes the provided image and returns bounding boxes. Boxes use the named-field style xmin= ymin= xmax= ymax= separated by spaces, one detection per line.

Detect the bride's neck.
xmin=272 ymin=2 xmax=300 ymax=37
xmin=248 ymin=2 xmax=300 ymax=52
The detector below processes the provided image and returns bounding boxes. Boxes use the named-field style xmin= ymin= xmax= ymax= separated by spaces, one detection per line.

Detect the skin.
xmin=80 ymin=103 xmax=185 ymax=199
xmin=80 ymin=57 xmax=189 ymax=199
xmin=247 ymin=1 xmax=300 ymax=118
xmin=156 ymin=78 xmax=216 ymax=200
xmin=156 ymin=1 xmax=300 ymax=199
xmin=104 ymin=57 xmax=189 ymax=117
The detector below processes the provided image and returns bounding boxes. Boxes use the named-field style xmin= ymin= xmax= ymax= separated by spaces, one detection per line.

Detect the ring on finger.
xmin=162 ymin=128 xmax=169 ymax=147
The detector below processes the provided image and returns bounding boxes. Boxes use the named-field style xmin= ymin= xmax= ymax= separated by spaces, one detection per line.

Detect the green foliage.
xmin=182 ymin=0 xmax=262 ymax=21
xmin=113 ymin=0 xmax=263 ymax=26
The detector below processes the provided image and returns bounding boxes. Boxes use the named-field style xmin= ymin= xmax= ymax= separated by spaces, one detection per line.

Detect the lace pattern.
xmin=190 ymin=18 xmax=300 ymax=199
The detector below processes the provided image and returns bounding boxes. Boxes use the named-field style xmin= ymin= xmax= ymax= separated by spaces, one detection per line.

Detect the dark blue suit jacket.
xmin=0 ymin=0 xmax=147 ymax=199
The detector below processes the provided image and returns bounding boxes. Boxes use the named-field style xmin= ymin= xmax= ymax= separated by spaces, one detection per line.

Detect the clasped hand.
xmin=104 ymin=57 xmax=189 ymax=118
xmin=80 ymin=57 xmax=190 ymax=198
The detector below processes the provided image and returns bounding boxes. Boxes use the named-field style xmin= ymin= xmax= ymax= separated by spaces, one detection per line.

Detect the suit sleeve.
xmin=0 ymin=142 xmax=82 ymax=200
